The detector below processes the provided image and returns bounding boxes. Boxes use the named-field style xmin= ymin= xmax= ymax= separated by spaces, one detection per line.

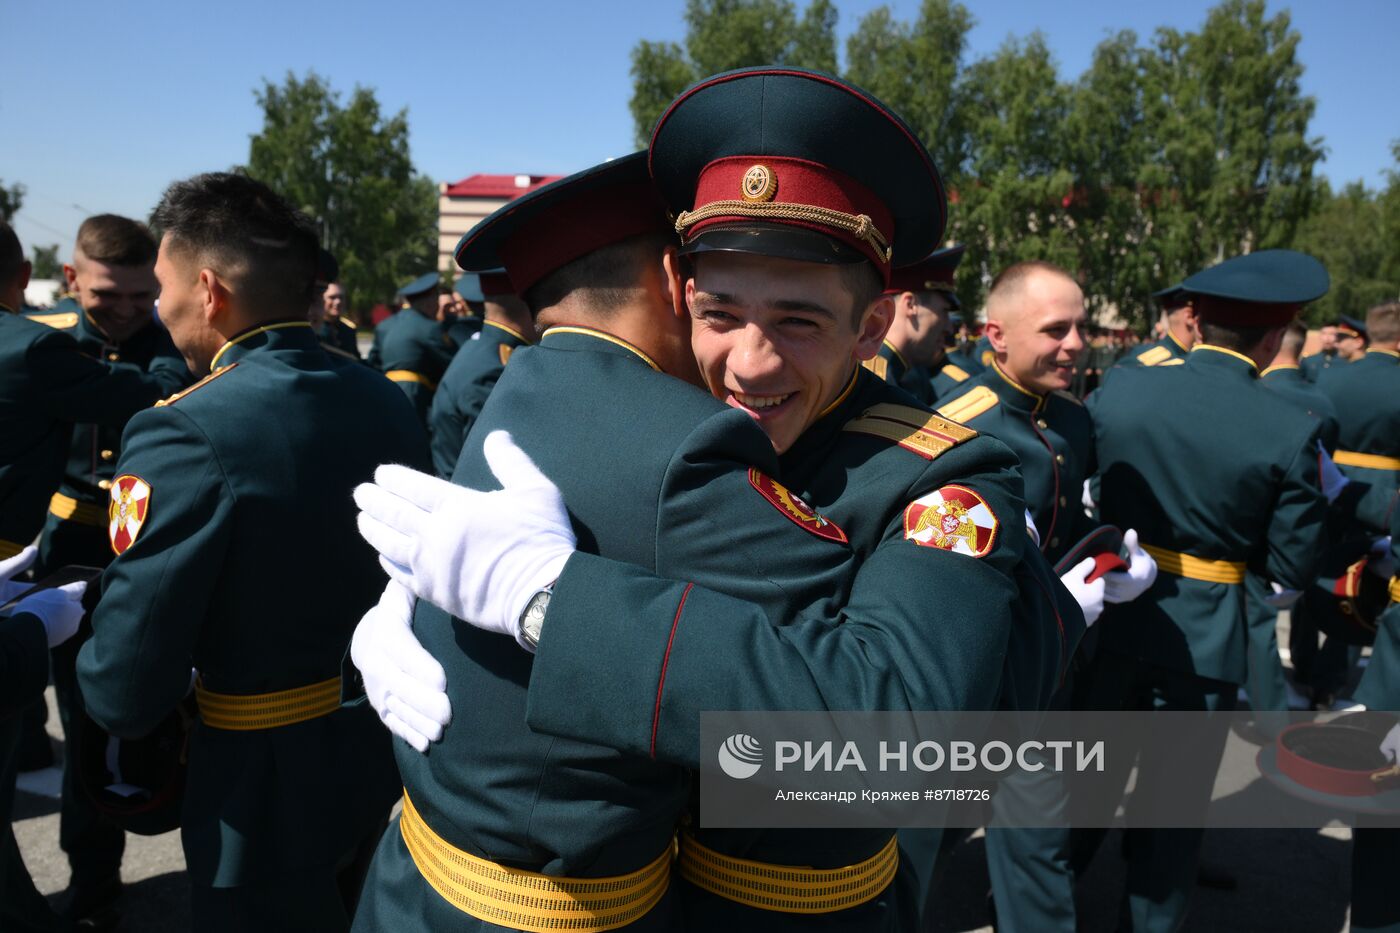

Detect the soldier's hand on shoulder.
xmin=351 ymin=580 xmax=450 ymax=753
xmin=354 ymin=430 xmax=575 ymax=648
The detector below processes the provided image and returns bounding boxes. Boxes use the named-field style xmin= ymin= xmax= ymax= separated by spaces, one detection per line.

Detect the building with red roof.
xmin=438 ymin=173 xmax=562 ymax=278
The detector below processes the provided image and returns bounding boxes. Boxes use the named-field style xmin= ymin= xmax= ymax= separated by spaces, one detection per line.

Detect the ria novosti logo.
xmin=717 ymin=733 xmax=764 ymax=779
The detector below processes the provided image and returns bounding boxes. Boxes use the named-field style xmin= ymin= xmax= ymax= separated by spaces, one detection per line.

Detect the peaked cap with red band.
xmin=886 ymin=244 xmax=965 ymax=298
xmin=454 ymin=151 xmax=670 ymax=296
xmin=648 ymin=67 xmax=946 ymax=283
xmin=1182 ymin=249 xmax=1329 ymax=328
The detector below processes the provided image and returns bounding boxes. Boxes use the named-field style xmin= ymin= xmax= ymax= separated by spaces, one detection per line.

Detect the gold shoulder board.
xmin=1158 ymin=358 xmax=1185 ymax=367
xmin=29 ymin=311 xmax=79 ymax=329
xmin=339 ymin=317 xmax=357 ymax=330
xmin=1138 ymin=345 xmax=1173 ymax=367
xmin=936 ymin=385 xmax=999 ymax=424
xmin=942 ymin=364 xmax=970 ymax=382
xmin=155 ymin=363 xmax=238 ymax=407
xmin=844 ymin=402 xmax=978 ymax=461
xmin=1052 ymin=389 xmax=1083 ymax=406
xmin=861 ymin=356 xmax=890 ymax=380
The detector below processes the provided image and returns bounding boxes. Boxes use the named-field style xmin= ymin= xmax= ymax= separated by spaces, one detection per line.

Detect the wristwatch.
xmin=519 ymin=584 xmax=554 ymax=650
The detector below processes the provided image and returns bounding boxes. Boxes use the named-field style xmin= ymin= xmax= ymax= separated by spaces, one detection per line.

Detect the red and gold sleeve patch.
xmin=903 ymin=484 xmax=998 ymax=557
xmin=108 ymin=475 xmax=152 ymax=555
xmin=748 ymin=468 xmax=848 ymax=544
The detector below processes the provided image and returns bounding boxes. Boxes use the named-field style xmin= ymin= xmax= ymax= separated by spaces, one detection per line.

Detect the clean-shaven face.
xmin=997 ymin=271 xmax=1087 ymax=394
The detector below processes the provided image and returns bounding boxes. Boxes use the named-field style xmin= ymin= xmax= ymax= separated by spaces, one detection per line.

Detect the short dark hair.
xmin=0 ymin=221 xmax=23 ymax=288
xmin=75 ymin=214 xmax=157 ymax=266
xmin=151 ymin=173 xmax=319 ymax=319
xmin=1280 ymin=319 xmax=1308 ymax=356
xmin=1200 ymin=321 xmax=1275 ymax=351
xmin=523 ymin=233 xmax=672 ymax=319
xmin=837 ymin=261 xmax=885 ymax=329
xmin=1367 ymin=302 xmax=1400 ymax=344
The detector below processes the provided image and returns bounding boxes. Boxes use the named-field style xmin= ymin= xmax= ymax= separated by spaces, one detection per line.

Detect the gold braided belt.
xmin=385 ymin=370 xmax=438 ymax=391
xmin=398 ymin=792 xmax=672 ymax=932
xmin=50 ymin=492 xmax=106 ymax=527
xmin=677 ymin=831 xmax=898 ymax=915
xmin=195 ymin=677 xmax=341 ymax=731
xmin=1140 ymin=544 xmax=1246 ymax=585
xmin=1333 ymin=450 xmax=1400 ymax=471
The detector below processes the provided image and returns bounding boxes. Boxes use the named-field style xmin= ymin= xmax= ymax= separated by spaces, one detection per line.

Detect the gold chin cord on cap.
xmin=675 ymin=200 xmax=893 ymax=264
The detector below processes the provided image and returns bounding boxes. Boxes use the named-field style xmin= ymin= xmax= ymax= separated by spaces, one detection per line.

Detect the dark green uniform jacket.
xmin=929 ymin=354 xmax=973 ymax=402
xmin=76 ymin=322 xmax=429 ymax=890
xmin=26 ymin=309 xmax=191 ymax=574
xmin=937 ymin=362 xmax=1095 ymax=565
xmin=314 ymin=317 xmax=361 ymax=360
xmin=1104 ymin=332 xmax=1189 ymax=384
xmin=0 ymin=306 xmax=179 ymax=556
xmin=427 ymin=319 xmax=530 ymax=477
xmin=1299 ymin=349 xmax=1340 ymax=383
xmin=1317 ymin=348 xmax=1400 ymax=534
xmin=354 ymin=327 xmax=1074 ymax=932
xmin=1090 ymin=345 xmax=1326 ymax=684
xmin=1261 ymin=363 xmax=1340 ymax=452
xmin=861 ymin=340 xmax=932 ymax=405
xmin=366 ymin=309 xmax=457 ymax=424
xmin=946 ymin=334 xmax=993 ymax=377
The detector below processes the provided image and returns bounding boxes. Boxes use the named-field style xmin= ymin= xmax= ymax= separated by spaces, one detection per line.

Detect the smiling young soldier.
xmin=935 ymin=261 xmax=1157 ymax=933
xmin=352 ymin=68 xmax=1077 ymax=931
xmin=862 ymin=244 xmax=970 ymax=405
xmin=22 ymin=214 xmax=192 ymax=929
xmin=74 ymin=173 xmax=429 ymax=932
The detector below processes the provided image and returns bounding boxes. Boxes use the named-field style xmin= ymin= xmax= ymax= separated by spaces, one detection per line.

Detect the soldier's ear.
xmin=984 ymin=319 xmax=1007 ymax=354
xmin=661 ymin=245 xmax=687 ymax=320
xmin=197 ymin=268 xmax=232 ymax=324
xmin=854 ymin=294 xmax=895 ymax=360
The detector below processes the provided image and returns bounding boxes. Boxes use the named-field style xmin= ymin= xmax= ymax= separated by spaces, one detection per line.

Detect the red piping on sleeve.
xmin=651 ymin=583 xmax=694 ymax=760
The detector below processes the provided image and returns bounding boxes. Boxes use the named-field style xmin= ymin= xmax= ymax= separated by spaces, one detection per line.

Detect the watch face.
xmin=523 ymin=591 xmax=550 ymax=645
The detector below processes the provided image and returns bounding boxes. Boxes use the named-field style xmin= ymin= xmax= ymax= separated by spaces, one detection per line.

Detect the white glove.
xmin=1081 ymin=478 xmax=1096 ymax=511
xmin=1024 ymin=510 xmax=1041 ymax=547
xmin=12 ymin=582 xmax=87 ymax=647
xmin=1382 ymin=724 xmax=1400 ymax=765
xmin=1317 ymin=442 xmax=1349 ymax=504
xmin=351 ymin=581 xmax=451 ymax=753
xmin=355 ymin=430 xmax=576 ymax=649
xmin=1061 ymin=557 xmax=1106 ymax=628
xmin=0 ymin=545 xmax=38 ymax=604
xmin=1103 ymin=529 xmax=1158 ymax=604
xmin=1264 ymin=582 xmax=1303 ymax=610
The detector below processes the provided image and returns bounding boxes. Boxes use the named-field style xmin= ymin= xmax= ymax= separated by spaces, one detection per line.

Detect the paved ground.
xmin=14 ymin=618 xmax=1363 ymax=931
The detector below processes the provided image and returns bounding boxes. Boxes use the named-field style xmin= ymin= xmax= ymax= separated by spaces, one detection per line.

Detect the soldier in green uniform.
xmin=1075 ymin=249 xmax=1330 ymax=932
xmin=862 ymin=246 xmax=970 ymax=404
xmin=935 ymin=260 xmax=1158 ymax=933
xmin=1317 ymin=303 xmax=1399 ymax=534
xmin=309 ymin=250 xmax=360 ymax=359
xmin=322 ymin=280 xmax=362 ymax=349
xmin=1251 ymin=321 xmax=1341 ymax=717
xmin=1332 ymin=315 xmax=1370 ymax=364
xmin=25 ymin=215 xmax=192 ymax=927
xmin=75 ymin=173 xmax=430 ymax=932
xmin=367 ymin=272 xmax=458 ymax=424
xmin=0 ymin=548 xmax=86 ymax=933
xmin=352 ymin=68 xmax=1075 ymax=931
xmin=946 ymin=329 xmax=992 ymax=377
xmin=1299 ymin=320 xmax=1339 ymax=382
xmin=1105 ymin=284 xmax=1198 ymax=381
xmin=427 ymin=270 xmax=532 ymax=477
xmin=444 ymin=274 xmax=486 ymax=346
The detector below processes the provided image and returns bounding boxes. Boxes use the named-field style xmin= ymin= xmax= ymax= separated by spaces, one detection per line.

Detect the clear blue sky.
xmin=5 ymin=0 xmax=1396 ymax=256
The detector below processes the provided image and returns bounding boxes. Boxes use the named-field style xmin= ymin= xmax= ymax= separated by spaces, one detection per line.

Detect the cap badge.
xmin=741 ymin=164 xmax=777 ymax=202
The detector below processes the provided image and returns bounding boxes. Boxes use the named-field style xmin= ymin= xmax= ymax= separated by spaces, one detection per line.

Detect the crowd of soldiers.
xmin=1 ymin=65 xmax=1397 ymax=933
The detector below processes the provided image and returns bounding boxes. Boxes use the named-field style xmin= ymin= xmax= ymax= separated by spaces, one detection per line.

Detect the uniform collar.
xmin=779 ymin=366 xmax=869 ymax=474
xmin=1365 ymin=347 xmax=1399 ymax=361
xmin=880 ymin=339 xmax=908 ymax=369
xmin=989 ymin=360 xmax=1045 ymax=413
xmin=1164 ymin=331 xmax=1190 ymax=356
xmin=482 ymin=319 xmax=531 ymax=344
xmin=1260 ymin=363 xmax=1301 ymax=380
xmin=209 ymin=320 xmax=316 ymax=372
xmin=1190 ymin=343 xmax=1258 ymax=375
xmin=0 ymin=301 xmax=14 ymax=315
xmin=539 ymin=326 xmax=660 ymax=371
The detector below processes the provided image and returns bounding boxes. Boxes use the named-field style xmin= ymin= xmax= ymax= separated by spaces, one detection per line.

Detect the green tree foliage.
xmin=630 ymin=0 xmax=1376 ymax=331
xmin=243 ymin=72 xmax=437 ymax=312
xmin=30 ymin=243 xmax=61 ymax=279
xmin=0 ymin=180 xmax=24 ymax=223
